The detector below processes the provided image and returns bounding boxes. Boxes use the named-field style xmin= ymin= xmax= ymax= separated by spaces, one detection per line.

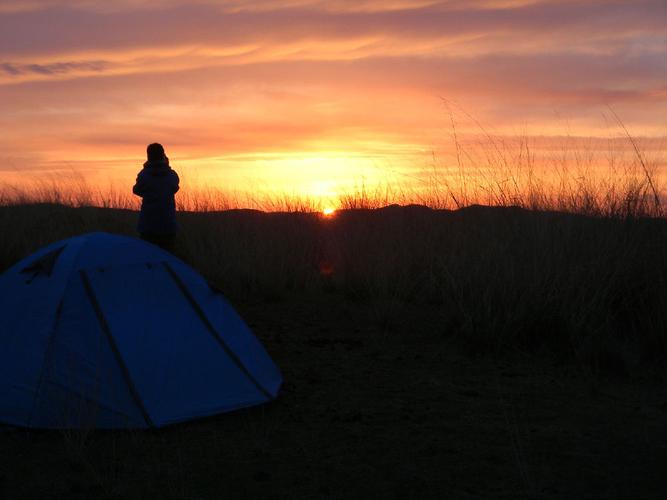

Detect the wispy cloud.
xmin=0 ymin=0 xmax=665 ymax=186
xmin=0 ymin=60 xmax=109 ymax=77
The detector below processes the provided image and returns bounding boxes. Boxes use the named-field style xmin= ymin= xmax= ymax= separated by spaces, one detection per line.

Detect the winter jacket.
xmin=132 ymin=159 xmax=180 ymax=235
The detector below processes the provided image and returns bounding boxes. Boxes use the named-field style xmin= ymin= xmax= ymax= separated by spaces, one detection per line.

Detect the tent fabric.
xmin=0 ymin=232 xmax=282 ymax=429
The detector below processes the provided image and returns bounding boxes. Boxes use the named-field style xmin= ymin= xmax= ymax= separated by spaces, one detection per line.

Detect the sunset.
xmin=2 ymin=1 xmax=667 ymax=499
xmin=1 ymin=0 xmax=665 ymax=203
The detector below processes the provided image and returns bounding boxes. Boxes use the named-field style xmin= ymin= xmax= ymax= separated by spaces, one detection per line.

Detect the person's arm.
xmin=132 ymin=171 xmax=147 ymax=197
xmin=171 ymin=171 xmax=180 ymax=194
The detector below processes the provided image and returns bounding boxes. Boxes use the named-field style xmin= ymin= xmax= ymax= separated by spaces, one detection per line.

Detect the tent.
xmin=0 ymin=232 xmax=282 ymax=429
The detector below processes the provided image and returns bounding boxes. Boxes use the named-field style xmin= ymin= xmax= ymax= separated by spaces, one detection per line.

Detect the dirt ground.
xmin=1 ymin=293 xmax=667 ymax=500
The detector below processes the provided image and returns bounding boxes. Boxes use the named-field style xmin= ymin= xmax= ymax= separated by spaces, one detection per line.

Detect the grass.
xmin=2 ymin=286 xmax=666 ymax=499
xmin=1 ymin=202 xmax=666 ymax=373
xmin=2 ymin=110 xmax=664 ymax=217
xmin=2 ymin=119 xmax=666 ymax=371
xmin=2 ymin=119 xmax=665 ymax=369
xmin=1 ymin=127 xmax=666 ymax=498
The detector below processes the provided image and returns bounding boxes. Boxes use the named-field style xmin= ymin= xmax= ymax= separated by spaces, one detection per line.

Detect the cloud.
xmin=0 ymin=60 xmax=109 ymax=77
xmin=1 ymin=0 xmax=665 ymax=61
xmin=0 ymin=0 xmax=665 ymax=185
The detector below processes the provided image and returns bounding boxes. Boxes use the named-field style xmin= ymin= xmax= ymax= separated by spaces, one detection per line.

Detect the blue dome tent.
xmin=0 ymin=233 xmax=282 ymax=429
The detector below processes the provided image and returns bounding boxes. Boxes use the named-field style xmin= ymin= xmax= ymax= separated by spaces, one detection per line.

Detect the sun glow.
xmin=322 ymin=207 xmax=336 ymax=216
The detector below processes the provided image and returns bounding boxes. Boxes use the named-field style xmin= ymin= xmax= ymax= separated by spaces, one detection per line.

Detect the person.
xmin=132 ymin=143 xmax=180 ymax=252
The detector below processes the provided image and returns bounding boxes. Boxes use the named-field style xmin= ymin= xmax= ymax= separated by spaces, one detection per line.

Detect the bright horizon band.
xmin=0 ymin=1 xmax=665 ymax=207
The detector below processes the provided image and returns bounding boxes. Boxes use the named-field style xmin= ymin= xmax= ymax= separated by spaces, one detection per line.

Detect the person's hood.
xmin=143 ymin=157 xmax=171 ymax=175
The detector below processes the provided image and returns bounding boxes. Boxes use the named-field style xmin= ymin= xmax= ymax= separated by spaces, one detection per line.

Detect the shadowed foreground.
xmin=1 ymin=204 xmax=666 ymax=498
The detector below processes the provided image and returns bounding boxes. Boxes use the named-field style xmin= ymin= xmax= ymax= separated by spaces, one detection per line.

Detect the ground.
xmin=1 ymin=294 xmax=666 ymax=500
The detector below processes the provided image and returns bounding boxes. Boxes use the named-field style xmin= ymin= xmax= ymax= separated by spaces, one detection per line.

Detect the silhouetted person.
xmin=133 ymin=143 xmax=179 ymax=252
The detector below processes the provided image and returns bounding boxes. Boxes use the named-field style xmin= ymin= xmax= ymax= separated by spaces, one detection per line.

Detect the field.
xmin=1 ymin=200 xmax=667 ymax=499
xmin=2 ymin=0 xmax=666 ymax=495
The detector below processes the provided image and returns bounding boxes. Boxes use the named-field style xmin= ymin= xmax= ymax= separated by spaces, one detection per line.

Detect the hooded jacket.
xmin=132 ymin=158 xmax=180 ymax=235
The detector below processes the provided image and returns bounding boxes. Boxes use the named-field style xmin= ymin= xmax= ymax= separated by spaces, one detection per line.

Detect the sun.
xmin=322 ymin=207 xmax=336 ymax=216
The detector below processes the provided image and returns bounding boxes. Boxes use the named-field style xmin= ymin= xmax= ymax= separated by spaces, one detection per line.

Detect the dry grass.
xmin=0 ymin=121 xmax=665 ymax=370
xmin=1 ymin=202 xmax=666 ymax=373
xmin=2 ymin=112 xmax=664 ymax=217
xmin=1 ymin=126 xmax=667 ymax=500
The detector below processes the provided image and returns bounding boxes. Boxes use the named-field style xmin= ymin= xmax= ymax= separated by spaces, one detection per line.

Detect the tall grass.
xmin=1 ymin=114 xmax=663 ymax=217
xmin=0 ymin=122 xmax=665 ymax=370
xmin=1 ymin=204 xmax=665 ymax=372
xmin=426 ymin=103 xmax=665 ymax=216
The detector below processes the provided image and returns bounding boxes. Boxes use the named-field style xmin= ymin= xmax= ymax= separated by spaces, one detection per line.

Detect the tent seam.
xmin=161 ymin=261 xmax=274 ymax=400
xmin=27 ymin=299 xmax=64 ymax=427
xmin=80 ymin=270 xmax=155 ymax=428
xmin=26 ymin=235 xmax=87 ymax=427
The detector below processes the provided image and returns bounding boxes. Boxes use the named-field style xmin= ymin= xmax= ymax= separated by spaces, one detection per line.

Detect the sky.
xmin=1 ymin=0 xmax=666 ymax=204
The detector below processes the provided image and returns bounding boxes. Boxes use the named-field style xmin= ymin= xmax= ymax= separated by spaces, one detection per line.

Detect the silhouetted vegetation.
xmin=2 ymin=129 xmax=666 ymax=499
xmin=1 ymin=198 xmax=666 ymax=373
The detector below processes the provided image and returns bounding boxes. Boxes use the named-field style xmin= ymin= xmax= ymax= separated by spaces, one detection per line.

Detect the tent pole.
xmin=162 ymin=262 xmax=273 ymax=400
xmin=80 ymin=270 xmax=155 ymax=428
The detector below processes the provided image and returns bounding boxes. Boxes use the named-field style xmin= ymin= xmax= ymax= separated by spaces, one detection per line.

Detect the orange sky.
xmin=1 ymin=0 xmax=666 ymax=205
